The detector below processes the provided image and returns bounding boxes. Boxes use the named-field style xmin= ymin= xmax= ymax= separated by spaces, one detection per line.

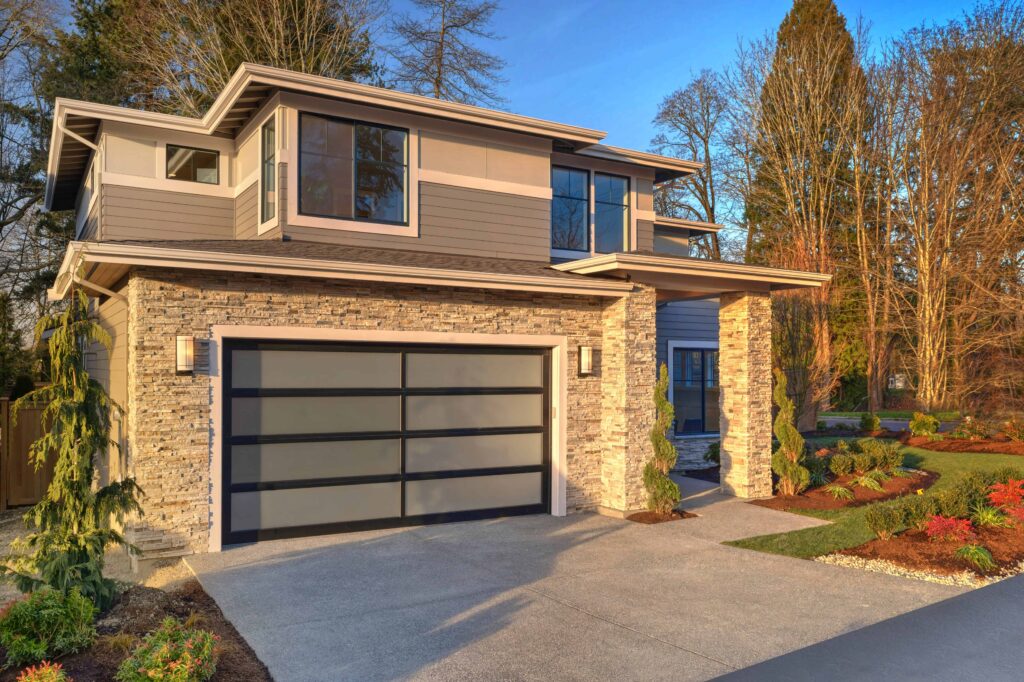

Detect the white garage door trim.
xmin=208 ymin=325 xmax=568 ymax=552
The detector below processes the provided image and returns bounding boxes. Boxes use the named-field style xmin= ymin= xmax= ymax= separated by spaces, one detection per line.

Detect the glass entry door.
xmin=672 ymin=348 xmax=720 ymax=435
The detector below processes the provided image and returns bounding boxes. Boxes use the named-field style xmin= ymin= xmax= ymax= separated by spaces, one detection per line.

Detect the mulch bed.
xmin=0 ymin=579 xmax=271 ymax=682
xmin=840 ymin=525 xmax=1024 ymax=577
xmin=750 ymin=469 xmax=939 ymax=512
xmin=902 ymin=434 xmax=1024 ymax=457
xmin=627 ymin=509 xmax=697 ymax=524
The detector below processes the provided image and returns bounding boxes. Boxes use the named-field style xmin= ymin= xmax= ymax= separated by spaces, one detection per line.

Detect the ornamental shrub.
xmin=950 ymin=416 xmax=990 ymax=441
xmin=987 ymin=479 xmax=1024 ymax=509
xmin=871 ymin=441 xmax=904 ymax=473
xmin=899 ymin=495 xmax=939 ymax=531
xmin=908 ymin=412 xmax=939 ymax=437
xmin=704 ymin=441 xmax=720 ymax=464
xmin=925 ymin=515 xmax=975 ymax=543
xmin=829 ymin=453 xmax=853 ymax=477
xmin=859 ymin=413 xmax=881 ymax=432
xmin=955 ymin=544 xmax=997 ymax=572
xmin=116 ymin=618 xmax=219 ymax=682
xmin=770 ymin=369 xmax=809 ymax=496
xmin=865 ymin=503 xmax=904 ymax=540
xmin=0 ymin=588 xmax=96 ymax=667
xmin=16 ymin=661 xmax=68 ymax=682
xmin=1004 ymin=418 xmax=1024 ymax=443
xmin=643 ymin=363 xmax=680 ymax=514
xmin=852 ymin=452 xmax=875 ymax=475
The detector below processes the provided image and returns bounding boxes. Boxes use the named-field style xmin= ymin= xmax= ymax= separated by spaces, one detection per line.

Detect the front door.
xmin=672 ymin=348 xmax=720 ymax=435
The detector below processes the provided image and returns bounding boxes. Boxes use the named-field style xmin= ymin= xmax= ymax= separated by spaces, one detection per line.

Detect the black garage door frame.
xmin=221 ymin=339 xmax=552 ymax=545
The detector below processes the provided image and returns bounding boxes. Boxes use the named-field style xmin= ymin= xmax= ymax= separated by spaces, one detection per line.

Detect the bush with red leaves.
xmin=924 ymin=515 xmax=976 ymax=543
xmin=988 ymin=479 xmax=1024 ymax=509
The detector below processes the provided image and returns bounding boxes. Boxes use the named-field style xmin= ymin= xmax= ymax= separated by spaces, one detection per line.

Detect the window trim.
xmin=260 ymin=117 xmax=276 ymax=224
xmin=666 ymin=340 xmax=720 ymax=436
xmin=297 ymin=111 xmax=410 ymax=227
xmin=165 ymin=143 xmax=220 ymax=185
xmin=550 ymin=166 xmax=633 ymax=260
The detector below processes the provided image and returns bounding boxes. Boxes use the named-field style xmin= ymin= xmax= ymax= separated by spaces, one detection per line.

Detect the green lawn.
xmin=820 ymin=410 xmax=960 ymax=421
xmin=726 ymin=444 xmax=1024 ymax=559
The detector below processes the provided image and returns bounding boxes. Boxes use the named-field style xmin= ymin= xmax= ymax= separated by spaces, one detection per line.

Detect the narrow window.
xmin=594 ymin=173 xmax=629 ymax=253
xmin=354 ymin=124 xmax=408 ymax=224
xmin=672 ymin=348 xmax=720 ymax=434
xmin=166 ymin=145 xmax=219 ymax=184
xmin=551 ymin=167 xmax=589 ymax=252
xmin=299 ymin=113 xmax=354 ymax=219
xmin=261 ymin=117 xmax=276 ymax=223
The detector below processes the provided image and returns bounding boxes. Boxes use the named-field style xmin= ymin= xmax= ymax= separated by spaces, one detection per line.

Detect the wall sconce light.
xmin=579 ymin=346 xmax=594 ymax=376
xmin=176 ymin=335 xmax=195 ymax=374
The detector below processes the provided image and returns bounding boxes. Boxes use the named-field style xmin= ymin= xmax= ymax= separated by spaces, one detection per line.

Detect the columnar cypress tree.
xmin=644 ymin=363 xmax=681 ymax=514
xmin=5 ymin=289 xmax=143 ymax=609
xmin=771 ymin=368 xmax=810 ymax=496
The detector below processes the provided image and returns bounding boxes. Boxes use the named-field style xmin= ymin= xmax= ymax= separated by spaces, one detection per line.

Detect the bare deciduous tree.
xmin=389 ymin=0 xmax=506 ymax=106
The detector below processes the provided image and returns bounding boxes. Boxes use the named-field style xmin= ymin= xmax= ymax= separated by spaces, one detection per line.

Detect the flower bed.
xmin=840 ymin=525 xmax=1024 ymax=577
xmin=902 ymin=434 xmax=1024 ymax=457
xmin=752 ymin=469 xmax=937 ymax=512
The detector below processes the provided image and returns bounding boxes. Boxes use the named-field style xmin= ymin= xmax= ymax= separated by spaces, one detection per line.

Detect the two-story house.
xmin=44 ymin=64 xmax=828 ymax=559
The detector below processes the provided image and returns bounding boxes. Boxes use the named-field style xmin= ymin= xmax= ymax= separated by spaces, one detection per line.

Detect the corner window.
xmin=594 ymin=173 xmax=629 ymax=254
xmin=551 ymin=167 xmax=589 ymax=252
xmin=298 ymin=112 xmax=409 ymax=225
xmin=166 ymin=145 xmax=219 ymax=184
xmin=261 ymin=118 xmax=276 ymax=223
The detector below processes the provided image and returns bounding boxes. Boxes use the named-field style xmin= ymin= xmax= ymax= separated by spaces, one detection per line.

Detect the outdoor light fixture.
xmin=579 ymin=346 xmax=594 ymax=376
xmin=176 ymin=335 xmax=195 ymax=374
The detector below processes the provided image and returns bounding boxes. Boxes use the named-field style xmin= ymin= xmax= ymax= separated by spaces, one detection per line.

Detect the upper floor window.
xmin=166 ymin=145 xmax=219 ymax=184
xmin=551 ymin=166 xmax=589 ymax=252
xmin=261 ymin=118 xmax=276 ymax=223
xmin=299 ymin=112 xmax=409 ymax=225
xmin=594 ymin=173 xmax=629 ymax=253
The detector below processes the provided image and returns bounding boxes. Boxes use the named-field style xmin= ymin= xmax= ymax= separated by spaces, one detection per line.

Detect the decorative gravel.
xmin=815 ymin=553 xmax=1024 ymax=588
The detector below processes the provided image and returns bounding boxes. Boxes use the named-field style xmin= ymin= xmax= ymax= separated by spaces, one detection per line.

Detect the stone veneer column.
xmin=600 ymin=283 xmax=657 ymax=513
xmin=718 ymin=290 xmax=773 ymax=498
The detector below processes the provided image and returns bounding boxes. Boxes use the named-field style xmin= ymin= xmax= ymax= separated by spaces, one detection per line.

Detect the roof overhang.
xmin=48 ymin=241 xmax=635 ymax=302
xmin=553 ymin=253 xmax=832 ymax=298
xmin=46 ymin=63 xmax=611 ymax=211
xmin=653 ymin=216 xmax=722 ymax=235
xmin=573 ymin=144 xmax=702 ymax=183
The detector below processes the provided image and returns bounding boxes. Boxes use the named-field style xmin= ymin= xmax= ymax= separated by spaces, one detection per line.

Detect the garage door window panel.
xmin=405 ymin=433 xmax=543 ymax=472
xmin=230 ymin=439 xmax=401 ymax=484
xmin=231 ymin=395 xmax=401 ymax=436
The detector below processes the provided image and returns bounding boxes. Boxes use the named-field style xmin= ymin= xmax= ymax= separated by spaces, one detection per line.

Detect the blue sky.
xmin=394 ymin=0 xmax=971 ymax=150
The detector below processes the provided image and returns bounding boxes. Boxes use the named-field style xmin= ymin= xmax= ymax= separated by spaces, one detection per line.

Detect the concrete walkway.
xmin=187 ymin=486 xmax=962 ymax=681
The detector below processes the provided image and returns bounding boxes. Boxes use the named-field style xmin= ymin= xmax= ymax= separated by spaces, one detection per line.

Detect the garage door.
xmin=222 ymin=340 xmax=550 ymax=544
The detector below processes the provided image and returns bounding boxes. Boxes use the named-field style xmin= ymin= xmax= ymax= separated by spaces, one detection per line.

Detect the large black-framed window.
xmin=594 ymin=172 xmax=629 ymax=254
xmin=298 ymin=112 xmax=409 ymax=225
xmin=166 ymin=144 xmax=219 ymax=185
xmin=260 ymin=118 xmax=276 ymax=223
xmin=672 ymin=348 xmax=720 ymax=434
xmin=551 ymin=166 xmax=589 ymax=252
xmin=221 ymin=340 xmax=551 ymax=545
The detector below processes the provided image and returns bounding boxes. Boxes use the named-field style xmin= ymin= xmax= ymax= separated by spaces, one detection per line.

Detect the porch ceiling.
xmin=551 ymin=252 xmax=832 ymax=297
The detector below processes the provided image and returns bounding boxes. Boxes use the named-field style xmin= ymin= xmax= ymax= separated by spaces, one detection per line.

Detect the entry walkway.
xmin=188 ymin=493 xmax=959 ymax=681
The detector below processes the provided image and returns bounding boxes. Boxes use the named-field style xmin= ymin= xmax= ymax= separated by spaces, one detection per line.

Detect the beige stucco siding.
xmin=283 ymin=176 xmax=550 ymax=261
xmin=419 ymin=129 xmax=549 ymax=188
xmin=234 ymin=182 xmax=258 ymax=239
xmin=100 ymin=184 xmax=234 ymax=241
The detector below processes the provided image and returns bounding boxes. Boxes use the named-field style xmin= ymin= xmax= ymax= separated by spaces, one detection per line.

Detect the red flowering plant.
xmin=987 ymin=479 xmax=1024 ymax=510
xmin=924 ymin=515 xmax=976 ymax=543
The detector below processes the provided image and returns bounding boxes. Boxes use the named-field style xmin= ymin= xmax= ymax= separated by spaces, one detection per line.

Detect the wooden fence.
xmin=0 ymin=398 xmax=54 ymax=510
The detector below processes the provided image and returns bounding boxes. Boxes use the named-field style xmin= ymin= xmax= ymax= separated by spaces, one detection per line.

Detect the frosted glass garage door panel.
xmin=231 ymin=350 xmax=401 ymax=389
xmin=230 ymin=482 xmax=400 ymax=531
xmin=405 ymin=353 xmax=543 ymax=388
xmin=405 ymin=394 xmax=543 ymax=431
xmin=231 ymin=439 xmax=401 ymax=483
xmin=231 ymin=396 xmax=401 ymax=436
xmin=405 ymin=433 xmax=543 ymax=472
xmin=405 ymin=473 xmax=542 ymax=515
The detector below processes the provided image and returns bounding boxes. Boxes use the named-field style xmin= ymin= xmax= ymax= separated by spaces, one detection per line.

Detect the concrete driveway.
xmin=187 ymin=485 xmax=963 ymax=681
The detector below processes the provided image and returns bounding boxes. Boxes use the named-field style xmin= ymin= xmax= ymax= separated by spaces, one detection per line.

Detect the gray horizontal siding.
xmin=235 ymin=182 xmax=258 ymax=239
xmin=656 ymin=298 xmax=720 ymax=372
xmin=100 ymin=184 xmax=234 ymax=241
xmin=283 ymin=170 xmax=550 ymax=261
xmin=80 ymin=200 xmax=100 ymax=240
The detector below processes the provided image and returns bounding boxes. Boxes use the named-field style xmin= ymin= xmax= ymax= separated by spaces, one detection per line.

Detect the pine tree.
xmin=644 ymin=363 xmax=681 ymax=514
xmin=0 ymin=294 xmax=29 ymax=396
xmin=771 ymin=368 xmax=810 ymax=496
xmin=5 ymin=289 xmax=143 ymax=609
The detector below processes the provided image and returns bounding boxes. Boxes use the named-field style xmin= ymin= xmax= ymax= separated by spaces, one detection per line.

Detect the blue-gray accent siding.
xmin=655 ymin=298 xmax=720 ymax=372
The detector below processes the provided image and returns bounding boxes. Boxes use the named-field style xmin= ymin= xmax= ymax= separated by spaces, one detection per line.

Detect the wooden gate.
xmin=0 ymin=398 xmax=55 ymax=510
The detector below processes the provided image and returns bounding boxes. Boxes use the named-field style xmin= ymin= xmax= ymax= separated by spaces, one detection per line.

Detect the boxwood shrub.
xmin=865 ymin=502 xmax=905 ymax=540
